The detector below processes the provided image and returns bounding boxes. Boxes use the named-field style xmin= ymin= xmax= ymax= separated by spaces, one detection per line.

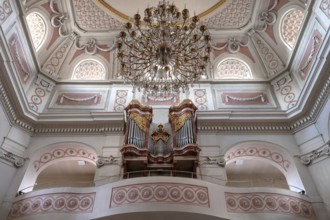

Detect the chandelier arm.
xmin=134 ymin=25 xmax=159 ymax=49
xmin=126 ymin=29 xmax=156 ymax=54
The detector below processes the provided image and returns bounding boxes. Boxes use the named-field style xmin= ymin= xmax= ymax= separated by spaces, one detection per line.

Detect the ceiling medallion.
xmin=116 ymin=1 xmax=211 ymax=95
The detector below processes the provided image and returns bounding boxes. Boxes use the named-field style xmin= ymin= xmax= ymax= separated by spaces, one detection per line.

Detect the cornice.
xmin=1 ymin=68 xmax=329 ymax=135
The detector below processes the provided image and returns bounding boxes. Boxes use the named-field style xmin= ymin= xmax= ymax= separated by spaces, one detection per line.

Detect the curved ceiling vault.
xmin=0 ymin=0 xmax=329 ymax=135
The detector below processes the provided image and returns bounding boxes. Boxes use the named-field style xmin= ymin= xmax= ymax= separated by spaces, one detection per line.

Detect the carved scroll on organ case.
xmin=169 ymin=99 xmax=198 ymax=148
xmin=124 ymin=100 xmax=153 ymax=148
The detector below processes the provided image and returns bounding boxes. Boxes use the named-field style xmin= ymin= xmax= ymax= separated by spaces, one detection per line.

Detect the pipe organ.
xmin=121 ymin=99 xmax=200 ymax=178
xmin=124 ymin=99 xmax=152 ymax=149
xmin=169 ymin=99 xmax=198 ymax=148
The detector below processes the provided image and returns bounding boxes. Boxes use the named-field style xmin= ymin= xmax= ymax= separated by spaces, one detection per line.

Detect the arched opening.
xmin=72 ymin=59 xmax=106 ymax=80
xmin=33 ymin=159 xmax=96 ymax=190
xmin=18 ymin=142 xmax=98 ymax=193
xmin=280 ymin=8 xmax=304 ymax=49
xmin=225 ymin=158 xmax=288 ymax=189
xmin=26 ymin=11 xmax=47 ymax=51
xmin=215 ymin=58 xmax=253 ymax=79
xmin=223 ymin=141 xmax=305 ymax=193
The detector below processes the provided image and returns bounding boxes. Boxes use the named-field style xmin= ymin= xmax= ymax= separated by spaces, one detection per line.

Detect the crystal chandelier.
xmin=116 ymin=1 xmax=211 ymax=95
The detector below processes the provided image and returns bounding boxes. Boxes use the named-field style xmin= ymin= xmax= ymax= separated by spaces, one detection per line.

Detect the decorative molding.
xmin=8 ymin=34 xmax=30 ymax=83
xmin=199 ymin=155 xmax=225 ymax=167
xmin=72 ymin=0 xmax=123 ymax=31
xmin=110 ymin=183 xmax=209 ymax=208
xmin=50 ymin=0 xmax=70 ymax=37
xmin=113 ymin=90 xmax=128 ymax=112
xmin=28 ymin=76 xmax=54 ymax=112
xmin=211 ymin=37 xmax=249 ymax=54
xmin=320 ymin=0 xmax=330 ymax=18
xmin=42 ymin=33 xmax=78 ymax=77
xmin=0 ymin=148 xmax=26 ymax=168
xmin=298 ymin=30 xmax=323 ymax=80
xmin=0 ymin=0 xmax=12 ymax=25
xmin=33 ymin=146 xmax=97 ymax=171
xmin=300 ymin=37 xmax=321 ymax=72
xmin=271 ymin=72 xmax=292 ymax=91
xmin=35 ymin=75 xmax=55 ymax=92
xmin=221 ymin=92 xmax=268 ymax=105
xmin=96 ymin=155 xmax=121 ymax=167
xmin=225 ymin=192 xmax=316 ymax=219
xmin=225 ymin=146 xmax=290 ymax=171
xmin=75 ymin=38 xmax=116 ymax=55
xmin=297 ymin=143 xmax=330 ymax=166
xmin=271 ymin=72 xmax=298 ymax=109
xmin=8 ymin=192 xmax=95 ymax=219
xmin=257 ymin=0 xmax=277 ymax=31
xmin=142 ymin=93 xmax=179 ymax=105
xmin=59 ymin=94 xmax=100 ymax=105
xmin=225 ymin=94 xmax=265 ymax=103
xmin=203 ymin=0 xmax=253 ymax=29
xmin=194 ymin=89 xmax=208 ymax=111
xmin=249 ymin=30 xmax=285 ymax=77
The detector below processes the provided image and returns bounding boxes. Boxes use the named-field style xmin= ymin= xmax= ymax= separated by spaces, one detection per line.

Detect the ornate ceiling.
xmin=0 ymin=0 xmax=329 ymax=135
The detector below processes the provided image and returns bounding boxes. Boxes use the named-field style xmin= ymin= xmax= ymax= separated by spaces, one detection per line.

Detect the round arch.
xmin=19 ymin=142 xmax=97 ymax=193
xmin=25 ymin=7 xmax=52 ymax=52
xmin=223 ymin=140 xmax=305 ymax=192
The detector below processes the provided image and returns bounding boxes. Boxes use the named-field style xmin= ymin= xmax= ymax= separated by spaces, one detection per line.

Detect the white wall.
xmin=0 ymin=103 xmax=32 ymax=219
xmin=295 ymin=95 xmax=330 ymax=217
xmin=0 ymin=104 xmax=18 ymax=218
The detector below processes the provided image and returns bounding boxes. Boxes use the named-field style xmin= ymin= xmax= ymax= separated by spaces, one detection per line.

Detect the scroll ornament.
xmin=169 ymin=112 xmax=192 ymax=132
xmin=211 ymin=37 xmax=249 ymax=54
xmin=96 ymin=155 xmax=121 ymax=167
xmin=199 ymin=155 xmax=226 ymax=167
xmin=0 ymin=149 xmax=26 ymax=168
xmin=299 ymin=144 xmax=330 ymax=165
xmin=75 ymin=38 xmax=116 ymax=55
xmin=50 ymin=0 xmax=69 ymax=37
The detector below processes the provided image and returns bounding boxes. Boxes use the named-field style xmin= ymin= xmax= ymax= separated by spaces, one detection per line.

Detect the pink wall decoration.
xmin=0 ymin=0 xmax=12 ymax=25
xmin=298 ymin=30 xmax=323 ymax=80
xmin=280 ymin=85 xmax=297 ymax=109
xmin=56 ymin=92 xmax=101 ymax=106
xmin=110 ymin=183 xmax=209 ymax=208
xmin=225 ymin=146 xmax=290 ymax=171
xmin=320 ymin=0 xmax=330 ymax=18
xmin=72 ymin=0 xmax=122 ymax=31
xmin=194 ymin=89 xmax=208 ymax=110
xmin=8 ymin=193 xmax=95 ymax=219
xmin=8 ymin=34 xmax=30 ymax=84
xmin=33 ymin=147 xmax=97 ymax=171
xmin=113 ymin=90 xmax=128 ymax=112
xmin=221 ymin=92 xmax=269 ymax=105
xmin=225 ymin=192 xmax=316 ymax=219
xmin=141 ymin=93 xmax=179 ymax=105
xmin=29 ymin=87 xmax=46 ymax=112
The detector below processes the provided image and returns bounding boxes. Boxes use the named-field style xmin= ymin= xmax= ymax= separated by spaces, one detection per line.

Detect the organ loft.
xmin=121 ymin=99 xmax=201 ymax=178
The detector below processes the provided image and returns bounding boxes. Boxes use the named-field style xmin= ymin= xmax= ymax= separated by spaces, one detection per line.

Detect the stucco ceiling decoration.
xmin=90 ymin=0 xmax=255 ymax=30
xmin=95 ymin=0 xmax=226 ymax=22
xmin=72 ymin=0 xmax=123 ymax=31
xmin=203 ymin=0 xmax=254 ymax=29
